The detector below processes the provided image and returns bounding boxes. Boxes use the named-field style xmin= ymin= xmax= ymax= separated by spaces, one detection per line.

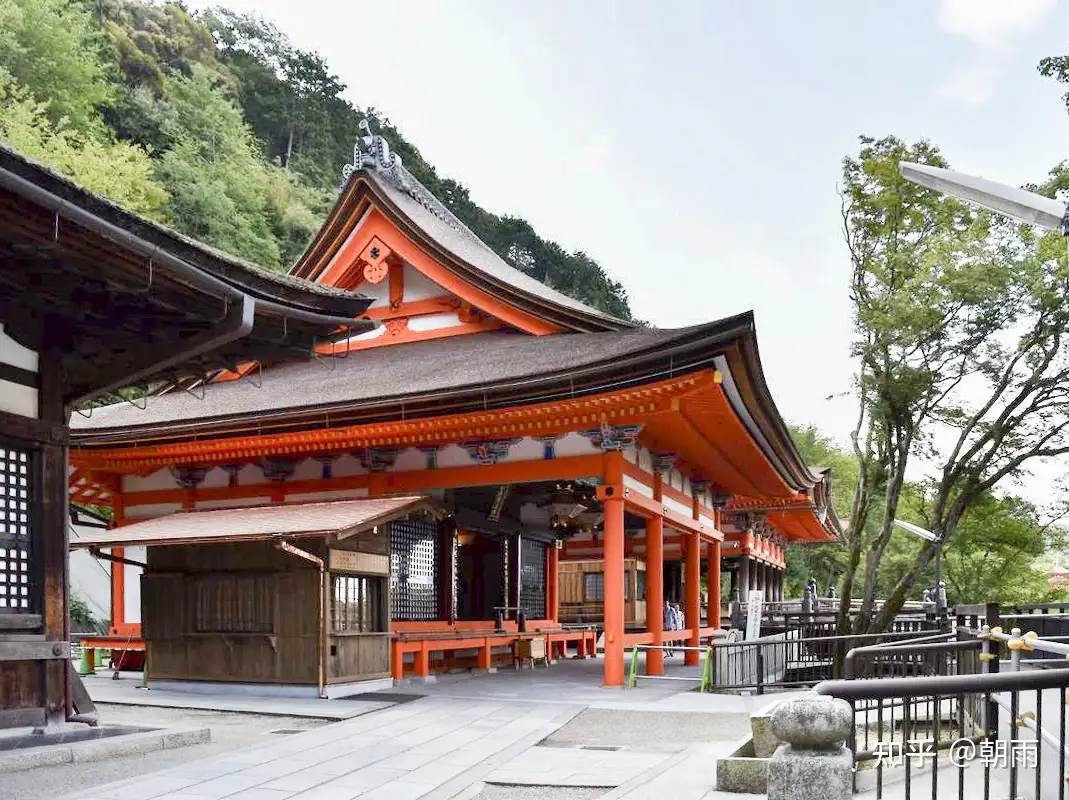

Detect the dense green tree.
xmin=837 ymin=135 xmax=1069 ymax=632
xmin=0 ymin=0 xmax=632 ymax=312
xmin=784 ymin=425 xmax=856 ymax=596
xmin=0 ymin=70 xmax=169 ymax=217
xmin=0 ymin=0 xmax=114 ymax=132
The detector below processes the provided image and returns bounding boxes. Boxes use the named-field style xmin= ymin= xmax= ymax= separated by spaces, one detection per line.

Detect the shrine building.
xmin=68 ymin=124 xmax=839 ymax=693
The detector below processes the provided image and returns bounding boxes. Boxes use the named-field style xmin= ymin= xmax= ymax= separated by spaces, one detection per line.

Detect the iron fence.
xmin=710 ymin=629 xmax=946 ymax=692
xmin=815 ymin=626 xmax=1069 ymax=800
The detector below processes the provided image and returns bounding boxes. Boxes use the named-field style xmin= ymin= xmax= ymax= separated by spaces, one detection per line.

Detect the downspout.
xmin=276 ymin=540 xmax=328 ymax=699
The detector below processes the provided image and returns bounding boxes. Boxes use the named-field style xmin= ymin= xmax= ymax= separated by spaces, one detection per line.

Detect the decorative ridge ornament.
xmin=342 ymin=118 xmax=485 ymax=248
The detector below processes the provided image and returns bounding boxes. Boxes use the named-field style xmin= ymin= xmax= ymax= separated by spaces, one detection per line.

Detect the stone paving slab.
xmin=485 ymin=746 xmax=670 ymax=787
xmin=64 ymin=697 xmax=583 ymax=800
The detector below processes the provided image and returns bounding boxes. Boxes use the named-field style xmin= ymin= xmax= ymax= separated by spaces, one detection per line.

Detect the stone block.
xmin=767 ymin=745 xmax=852 ymax=800
xmin=715 ymin=755 xmax=769 ymax=793
xmin=750 ymin=710 xmax=784 ymax=759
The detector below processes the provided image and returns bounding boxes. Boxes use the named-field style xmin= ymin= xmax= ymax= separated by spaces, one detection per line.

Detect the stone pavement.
xmin=82 ymin=673 xmax=390 ymax=720
xmin=484 ymin=746 xmax=671 ymax=787
xmin=65 ymin=697 xmax=583 ymax=800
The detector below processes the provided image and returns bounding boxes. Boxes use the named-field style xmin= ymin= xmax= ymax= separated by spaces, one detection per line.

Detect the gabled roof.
xmin=291 ymin=126 xmax=632 ymax=333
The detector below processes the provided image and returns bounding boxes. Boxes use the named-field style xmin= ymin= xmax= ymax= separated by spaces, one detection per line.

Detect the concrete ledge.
xmin=0 ymin=726 xmax=210 ymax=773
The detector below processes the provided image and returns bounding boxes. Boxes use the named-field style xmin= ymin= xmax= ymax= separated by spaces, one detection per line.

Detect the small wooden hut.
xmin=71 ymin=497 xmax=439 ymax=697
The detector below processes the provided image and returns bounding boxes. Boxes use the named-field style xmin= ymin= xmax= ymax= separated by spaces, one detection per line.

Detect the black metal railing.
xmin=818 ymin=646 xmax=1069 ymax=799
xmin=710 ymin=629 xmax=946 ymax=692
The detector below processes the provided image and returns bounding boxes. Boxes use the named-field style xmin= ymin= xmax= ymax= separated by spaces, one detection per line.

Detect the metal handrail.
xmin=817 ymin=665 xmax=1069 ymax=699
xmin=842 ymin=633 xmax=967 ymax=678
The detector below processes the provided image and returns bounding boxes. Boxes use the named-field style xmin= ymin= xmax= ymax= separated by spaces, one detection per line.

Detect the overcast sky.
xmin=189 ymin=0 xmax=1069 ymax=452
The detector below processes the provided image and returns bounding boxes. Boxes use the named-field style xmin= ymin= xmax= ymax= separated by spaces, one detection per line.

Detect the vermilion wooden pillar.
xmin=645 ymin=515 xmax=664 ymax=676
xmin=707 ymin=540 xmax=721 ymax=630
xmin=684 ymin=531 xmax=701 ymax=665
xmin=602 ymin=452 xmax=626 ymax=686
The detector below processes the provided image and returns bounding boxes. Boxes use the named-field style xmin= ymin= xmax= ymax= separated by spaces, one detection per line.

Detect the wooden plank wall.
xmin=558 ymin=558 xmax=647 ymax=626
xmin=143 ymin=541 xmax=321 ymax=685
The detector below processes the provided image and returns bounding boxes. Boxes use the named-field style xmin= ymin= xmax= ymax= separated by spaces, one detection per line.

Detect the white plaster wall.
xmin=393 ymin=447 xmax=428 ymax=472
xmin=0 ymin=325 xmax=38 ymax=371
xmin=408 ymin=312 xmax=460 ymax=332
xmin=123 ymin=546 xmax=145 ymax=624
xmin=0 ymin=381 xmax=37 ymax=417
xmin=437 ymin=444 xmax=473 ymax=468
xmin=124 ymin=502 xmax=183 ymax=520
xmin=663 ymin=496 xmax=692 ymax=519
xmin=329 ymin=454 xmax=367 ymax=478
xmin=285 ymin=488 xmax=369 ymax=503
xmin=624 ymin=474 xmax=654 ymax=498
xmin=291 ymin=457 xmax=322 ymax=481
xmin=345 ymin=325 xmax=386 ymax=343
xmin=504 ymin=438 xmax=543 ymax=462
xmin=194 ymin=496 xmax=274 ymax=510
xmin=123 ymin=469 xmax=180 ymax=493
xmin=403 ymin=264 xmax=447 ymax=301
xmin=700 ymin=514 xmax=717 ymax=531
xmin=356 ymin=279 xmax=390 ymax=305
xmin=555 ymin=433 xmax=598 ymax=458
xmin=69 ymin=521 xmax=111 ymax=626
xmin=320 ymin=204 xmax=372 ymax=278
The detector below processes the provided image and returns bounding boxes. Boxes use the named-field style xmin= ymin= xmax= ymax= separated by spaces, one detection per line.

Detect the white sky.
xmin=189 ymin=0 xmax=1069 ymax=459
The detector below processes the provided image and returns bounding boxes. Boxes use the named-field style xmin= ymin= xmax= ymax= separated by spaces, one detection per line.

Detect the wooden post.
xmin=437 ymin=519 xmax=456 ymax=623
xmin=739 ymin=555 xmax=751 ymax=599
xmin=602 ymin=452 xmax=626 ymax=687
xmin=546 ymin=543 xmax=559 ymax=623
xmin=38 ymin=354 xmax=68 ymax=721
xmin=685 ymin=531 xmax=700 ymax=665
xmin=708 ymin=539 xmax=721 ymax=629
xmin=645 ymin=516 xmax=664 ymax=676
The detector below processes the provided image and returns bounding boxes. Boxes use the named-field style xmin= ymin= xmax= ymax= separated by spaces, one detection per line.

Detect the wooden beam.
xmin=0 ymin=408 xmax=65 ymax=445
xmin=119 ymin=454 xmax=608 ymax=508
xmin=0 ymin=640 xmax=70 ymax=661
xmin=0 ymin=615 xmax=42 ymax=631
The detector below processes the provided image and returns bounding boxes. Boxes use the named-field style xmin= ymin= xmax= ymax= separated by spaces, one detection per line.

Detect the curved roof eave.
xmin=293 ymin=164 xmax=633 ymax=333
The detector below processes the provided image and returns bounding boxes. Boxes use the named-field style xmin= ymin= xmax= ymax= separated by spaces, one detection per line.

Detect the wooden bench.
xmin=391 ymin=626 xmax=597 ymax=679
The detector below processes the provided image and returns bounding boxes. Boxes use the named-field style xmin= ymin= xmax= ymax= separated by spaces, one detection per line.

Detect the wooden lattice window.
xmin=0 ymin=445 xmax=32 ymax=613
xmin=584 ymin=572 xmax=604 ymax=602
xmin=389 ymin=521 xmax=437 ymax=621
xmin=331 ymin=574 xmax=386 ymax=633
xmin=519 ymin=538 xmax=546 ymax=619
xmin=194 ymin=574 xmax=273 ymax=633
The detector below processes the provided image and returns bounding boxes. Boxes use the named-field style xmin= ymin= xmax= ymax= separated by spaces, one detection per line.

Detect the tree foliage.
xmin=0 ymin=0 xmax=631 ymax=317
xmin=836 ymin=135 xmax=1069 ymax=632
xmin=0 ymin=70 xmax=168 ymax=217
xmin=0 ymin=0 xmax=114 ymax=132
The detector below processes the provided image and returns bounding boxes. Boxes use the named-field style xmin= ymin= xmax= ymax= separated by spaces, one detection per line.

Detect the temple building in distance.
xmin=69 ymin=123 xmax=839 ymax=693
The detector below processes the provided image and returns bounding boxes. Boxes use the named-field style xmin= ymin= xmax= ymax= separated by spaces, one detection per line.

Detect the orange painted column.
xmin=602 ymin=452 xmax=626 ymax=687
xmin=645 ymin=515 xmax=664 ymax=676
xmin=684 ymin=531 xmax=701 ymax=665
xmin=707 ymin=540 xmax=721 ymax=630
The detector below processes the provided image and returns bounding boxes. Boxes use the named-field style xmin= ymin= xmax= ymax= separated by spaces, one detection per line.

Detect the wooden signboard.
xmin=328 ymin=550 xmax=389 ymax=575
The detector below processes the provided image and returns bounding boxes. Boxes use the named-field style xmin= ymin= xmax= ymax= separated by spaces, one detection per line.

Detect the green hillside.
xmin=0 ymin=0 xmax=631 ymax=318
